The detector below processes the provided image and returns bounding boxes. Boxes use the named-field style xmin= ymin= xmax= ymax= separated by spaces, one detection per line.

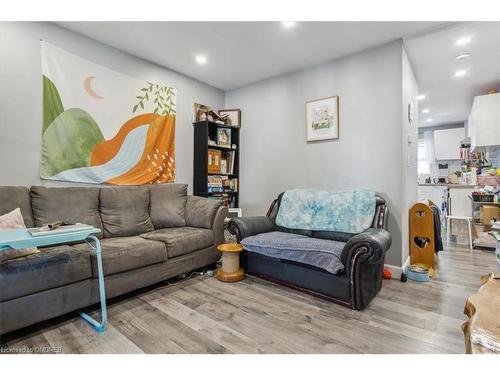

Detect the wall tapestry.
xmin=41 ymin=41 xmax=176 ymax=184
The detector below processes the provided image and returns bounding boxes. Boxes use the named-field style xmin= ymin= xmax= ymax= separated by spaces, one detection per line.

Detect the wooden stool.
xmin=216 ymin=243 xmax=245 ymax=282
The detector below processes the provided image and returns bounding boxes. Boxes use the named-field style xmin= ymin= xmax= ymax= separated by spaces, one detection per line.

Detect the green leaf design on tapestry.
xmin=41 ymin=108 xmax=104 ymax=177
xmin=42 ymin=75 xmax=64 ymax=134
xmin=133 ymin=82 xmax=176 ymax=115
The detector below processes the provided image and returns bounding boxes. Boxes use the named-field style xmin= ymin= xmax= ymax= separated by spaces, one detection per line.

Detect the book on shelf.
xmin=209 ymin=110 xmax=229 ymax=124
xmin=218 ymin=150 xmax=235 ymax=174
xmin=222 ymin=177 xmax=238 ymax=192
xmin=207 ymin=175 xmax=238 ymax=193
xmin=208 ymin=149 xmax=222 ymax=173
xmin=220 ymin=159 xmax=227 ymax=175
xmin=208 ymin=175 xmax=223 ymax=193
xmin=208 ymin=193 xmax=237 ymax=208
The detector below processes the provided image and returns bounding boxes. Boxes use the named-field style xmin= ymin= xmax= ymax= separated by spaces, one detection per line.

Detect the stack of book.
xmin=208 ymin=175 xmax=238 ymax=193
xmin=208 ymin=175 xmax=224 ymax=193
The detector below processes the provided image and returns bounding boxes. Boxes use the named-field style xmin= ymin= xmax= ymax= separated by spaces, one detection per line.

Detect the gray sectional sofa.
xmin=0 ymin=184 xmax=227 ymax=335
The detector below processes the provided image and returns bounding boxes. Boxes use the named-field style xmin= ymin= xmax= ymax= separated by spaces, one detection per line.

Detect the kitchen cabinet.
xmin=434 ymin=127 xmax=465 ymax=160
xmin=469 ymin=93 xmax=500 ymax=151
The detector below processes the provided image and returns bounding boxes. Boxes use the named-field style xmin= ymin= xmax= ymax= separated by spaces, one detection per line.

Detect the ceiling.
xmin=405 ymin=22 xmax=500 ymax=128
xmin=58 ymin=21 xmax=446 ymax=90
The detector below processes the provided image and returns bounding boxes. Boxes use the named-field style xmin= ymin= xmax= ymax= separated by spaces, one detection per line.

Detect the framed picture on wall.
xmin=305 ymin=96 xmax=339 ymax=142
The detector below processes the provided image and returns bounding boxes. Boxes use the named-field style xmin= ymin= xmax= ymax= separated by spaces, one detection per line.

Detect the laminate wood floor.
xmin=1 ymin=245 xmax=496 ymax=354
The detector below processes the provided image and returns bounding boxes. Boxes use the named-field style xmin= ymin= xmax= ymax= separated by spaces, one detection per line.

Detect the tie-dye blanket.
xmin=275 ymin=189 xmax=376 ymax=234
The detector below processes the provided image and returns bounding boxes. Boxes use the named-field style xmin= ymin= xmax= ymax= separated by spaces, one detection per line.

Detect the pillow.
xmin=149 ymin=184 xmax=187 ymax=228
xmin=185 ymin=195 xmax=222 ymax=229
xmin=30 ymin=186 xmax=103 ymax=238
xmin=100 ymin=186 xmax=154 ymax=238
xmin=0 ymin=208 xmax=39 ymax=262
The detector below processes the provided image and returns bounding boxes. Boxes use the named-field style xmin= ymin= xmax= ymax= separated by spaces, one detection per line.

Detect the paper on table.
xmin=28 ymin=223 xmax=93 ymax=237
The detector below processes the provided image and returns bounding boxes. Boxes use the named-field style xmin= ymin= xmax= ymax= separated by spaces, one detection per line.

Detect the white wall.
xmin=401 ymin=47 xmax=419 ymax=264
xmin=225 ymin=40 xmax=406 ymax=267
xmin=0 ymin=22 xmax=225 ymax=190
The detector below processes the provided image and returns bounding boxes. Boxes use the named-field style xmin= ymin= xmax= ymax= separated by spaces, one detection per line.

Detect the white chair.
xmin=446 ymin=215 xmax=473 ymax=250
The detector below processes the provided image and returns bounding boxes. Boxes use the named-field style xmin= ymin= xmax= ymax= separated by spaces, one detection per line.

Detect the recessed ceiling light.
xmin=422 ymin=109 xmax=430 ymax=114
xmin=455 ymin=53 xmax=470 ymax=62
xmin=426 ymin=118 xmax=433 ymax=123
xmin=281 ymin=21 xmax=296 ymax=28
xmin=417 ymin=95 xmax=426 ymax=101
xmin=454 ymin=69 xmax=468 ymax=77
xmin=455 ymin=36 xmax=472 ymax=46
xmin=195 ymin=54 xmax=207 ymax=65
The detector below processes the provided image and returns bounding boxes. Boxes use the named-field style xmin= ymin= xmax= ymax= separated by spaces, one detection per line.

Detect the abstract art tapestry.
xmin=41 ymin=42 xmax=176 ymax=184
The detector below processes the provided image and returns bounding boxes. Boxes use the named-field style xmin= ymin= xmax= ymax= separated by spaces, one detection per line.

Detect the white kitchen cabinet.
xmin=434 ymin=127 xmax=465 ymax=160
xmin=470 ymin=93 xmax=500 ymax=151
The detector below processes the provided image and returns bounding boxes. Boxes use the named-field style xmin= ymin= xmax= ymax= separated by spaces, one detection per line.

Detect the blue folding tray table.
xmin=0 ymin=227 xmax=107 ymax=333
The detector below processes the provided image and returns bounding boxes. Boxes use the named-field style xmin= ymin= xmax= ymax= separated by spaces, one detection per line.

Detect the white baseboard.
xmin=384 ymin=256 xmax=410 ymax=280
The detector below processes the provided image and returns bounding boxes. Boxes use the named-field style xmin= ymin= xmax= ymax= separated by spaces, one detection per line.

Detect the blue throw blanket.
xmin=275 ymin=189 xmax=376 ymax=234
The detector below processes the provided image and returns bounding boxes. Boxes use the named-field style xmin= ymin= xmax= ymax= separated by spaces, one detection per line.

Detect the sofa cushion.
xmin=140 ymin=227 xmax=214 ymax=258
xmin=99 ymin=186 xmax=154 ymax=238
xmin=0 ymin=245 xmax=91 ymax=302
xmin=72 ymin=236 xmax=167 ymax=277
xmin=241 ymin=231 xmax=345 ymax=274
xmin=0 ymin=186 xmax=34 ymax=228
xmin=30 ymin=186 xmax=103 ymax=237
xmin=149 ymin=184 xmax=187 ymax=228
xmin=185 ymin=195 xmax=221 ymax=229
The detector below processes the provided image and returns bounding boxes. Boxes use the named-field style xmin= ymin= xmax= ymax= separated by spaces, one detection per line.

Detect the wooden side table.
xmin=216 ymin=243 xmax=245 ymax=282
xmin=462 ymin=273 xmax=500 ymax=354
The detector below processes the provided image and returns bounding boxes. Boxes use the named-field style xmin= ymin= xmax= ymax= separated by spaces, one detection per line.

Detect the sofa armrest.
xmin=341 ymin=228 xmax=391 ymax=270
xmin=228 ymin=216 xmax=274 ymax=242
xmin=340 ymin=228 xmax=392 ymax=309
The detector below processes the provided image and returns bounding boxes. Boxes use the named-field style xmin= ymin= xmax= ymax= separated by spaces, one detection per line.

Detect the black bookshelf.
xmin=193 ymin=120 xmax=240 ymax=208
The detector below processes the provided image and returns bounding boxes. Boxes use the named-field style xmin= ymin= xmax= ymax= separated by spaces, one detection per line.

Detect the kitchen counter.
xmin=418 ymin=183 xmax=477 ymax=188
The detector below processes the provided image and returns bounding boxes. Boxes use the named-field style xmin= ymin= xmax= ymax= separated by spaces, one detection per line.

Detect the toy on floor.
xmin=382 ymin=268 xmax=392 ymax=279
